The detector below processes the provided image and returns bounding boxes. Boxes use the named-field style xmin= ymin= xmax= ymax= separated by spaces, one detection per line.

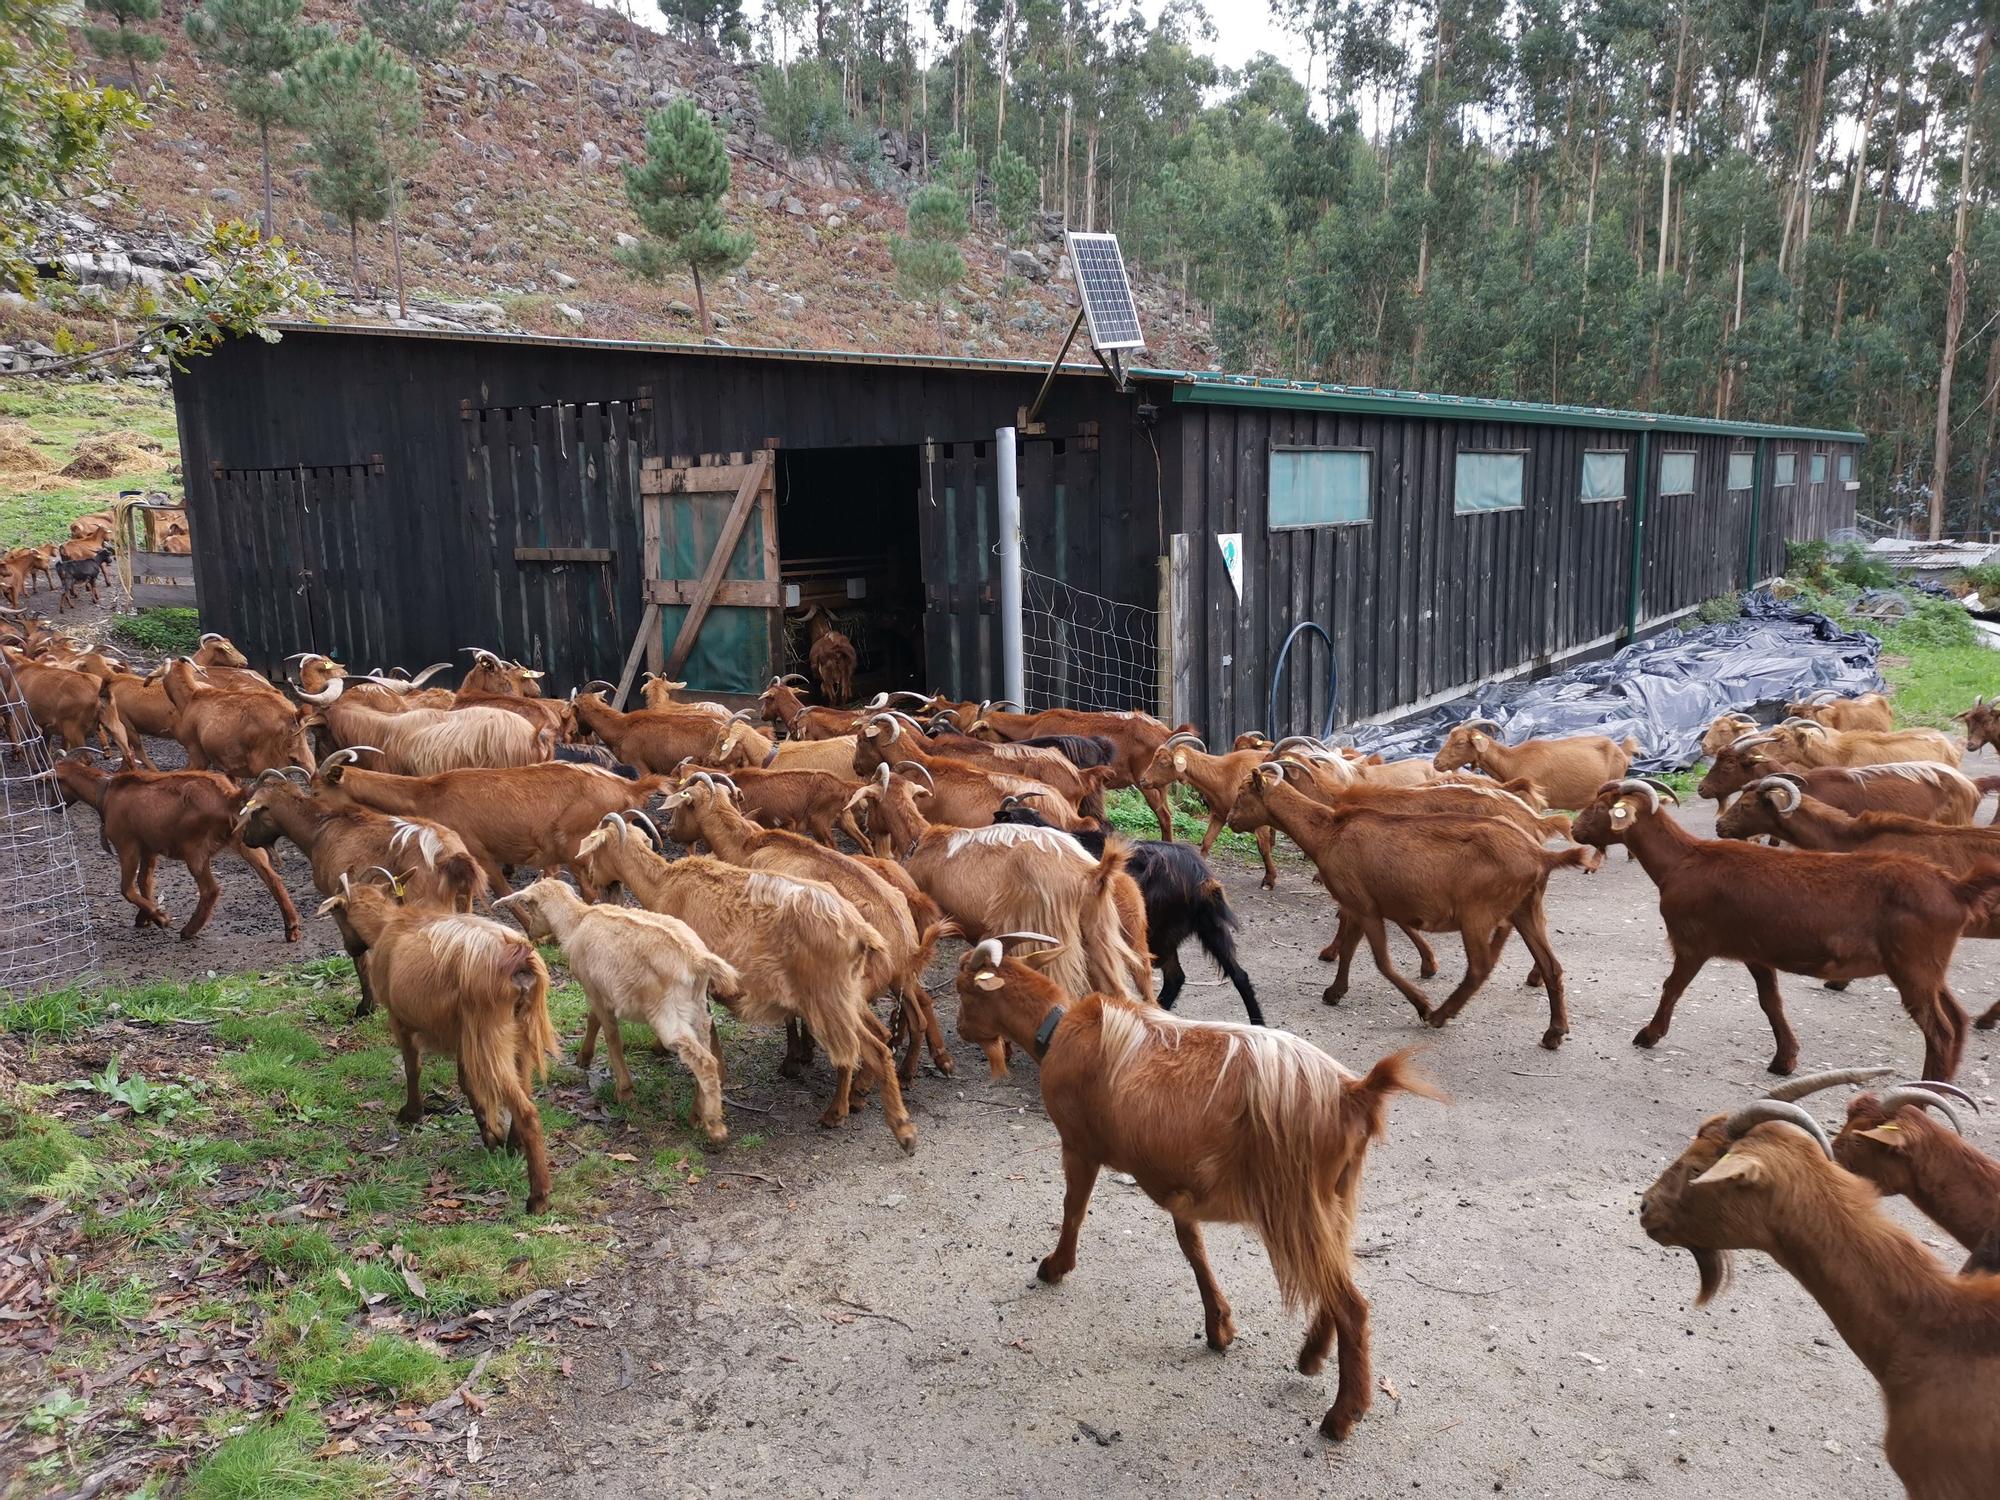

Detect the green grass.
xmin=0 ymin=382 xmax=180 ymax=548
xmin=12 ymin=956 xmax=647 ymax=1494
xmin=183 ymin=1412 xmax=371 ymax=1500
xmin=114 ymin=606 xmax=202 ymax=655
xmin=1104 ymin=784 xmax=1263 ymax=855
xmin=1774 ymin=576 xmax=1991 ymax=733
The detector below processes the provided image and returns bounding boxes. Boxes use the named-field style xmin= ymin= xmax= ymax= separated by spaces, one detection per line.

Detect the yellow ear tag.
xmin=974 ymin=972 xmax=1003 ymax=991
xmin=1172 ymin=750 xmax=1188 ymax=772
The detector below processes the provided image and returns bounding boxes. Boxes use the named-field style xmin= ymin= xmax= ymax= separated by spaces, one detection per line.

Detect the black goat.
xmin=1015 ymin=733 xmax=1118 ymax=768
xmin=992 ymin=800 xmax=1261 ymax=1024
xmin=55 ymin=545 xmax=114 ymax=611
xmin=553 ymin=743 xmax=639 ymax=778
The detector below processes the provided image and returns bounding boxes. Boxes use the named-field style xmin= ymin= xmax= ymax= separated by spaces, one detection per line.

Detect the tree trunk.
xmin=1084 ymin=120 xmax=1098 ymax=230
xmin=1657 ymin=12 xmax=1688 ymax=283
xmin=260 ymin=120 xmax=275 ymax=240
xmin=691 ymin=260 xmax=709 ymax=336
xmin=389 ymin=178 xmax=408 ymax=319
xmin=1974 ymin=317 xmax=2000 ymax=536
xmin=348 ymin=217 xmax=361 ymax=294
xmin=1577 ymin=108 xmax=1601 ymax=338
xmin=1931 ymin=26 xmax=1991 ymax=540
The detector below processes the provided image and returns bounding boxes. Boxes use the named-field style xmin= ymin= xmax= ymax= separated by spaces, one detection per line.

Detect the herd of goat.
xmin=9 ymin=618 xmax=2000 ymax=1488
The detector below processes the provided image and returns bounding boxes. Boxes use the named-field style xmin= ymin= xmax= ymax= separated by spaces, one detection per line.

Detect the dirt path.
xmin=485 ymin=780 xmax=1996 ymax=1500
xmin=56 ymin=756 xmax=2000 ymax=1496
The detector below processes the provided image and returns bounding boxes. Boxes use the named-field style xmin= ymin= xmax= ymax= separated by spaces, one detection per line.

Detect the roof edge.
xmin=1167 ymin=380 xmax=1865 ymax=444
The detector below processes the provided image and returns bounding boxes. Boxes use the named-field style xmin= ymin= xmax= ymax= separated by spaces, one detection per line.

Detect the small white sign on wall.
xmin=1217 ymin=532 xmax=1244 ymax=599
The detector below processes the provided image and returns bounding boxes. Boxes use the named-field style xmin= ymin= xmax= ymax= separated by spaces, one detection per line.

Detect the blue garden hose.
xmin=1268 ymin=621 xmax=1339 ymax=742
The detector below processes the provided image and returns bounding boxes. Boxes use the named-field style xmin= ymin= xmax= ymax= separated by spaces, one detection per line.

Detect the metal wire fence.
xmin=0 ymin=659 xmax=96 ymax=995
xmin=1022 ymin=567 xmax=1160 ymax=715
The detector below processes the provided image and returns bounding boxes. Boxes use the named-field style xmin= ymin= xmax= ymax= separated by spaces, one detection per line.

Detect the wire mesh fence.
xmin=0 ymin=659 xmax=97 ymax=994
xmin=1022 ymin=567 xmax=1161 ymax=715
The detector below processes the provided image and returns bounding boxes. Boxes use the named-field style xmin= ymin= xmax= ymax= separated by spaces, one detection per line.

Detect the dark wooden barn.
xmin=171 ymin=324 xmax=1864 ymax=740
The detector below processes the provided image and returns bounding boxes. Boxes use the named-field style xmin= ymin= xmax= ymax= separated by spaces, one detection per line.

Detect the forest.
xmin=724 ymin=0 xmax=1999 ymax=535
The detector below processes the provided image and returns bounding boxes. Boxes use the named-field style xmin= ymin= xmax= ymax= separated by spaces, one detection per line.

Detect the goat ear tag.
xmin=1693 ymin=1152 xmax=1765 ymax=1187
xmin=1610 ymin=803 xmax=1632 ymax=823
xmin=974 ymin=971 xmax=1003 ymax=990
xmin=1172 ymin=750 xmax=1188 ymax=772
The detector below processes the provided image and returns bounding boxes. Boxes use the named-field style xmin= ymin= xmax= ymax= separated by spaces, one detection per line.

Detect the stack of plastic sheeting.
xmin=1345 ymin=592 xmax=1885 ymax=774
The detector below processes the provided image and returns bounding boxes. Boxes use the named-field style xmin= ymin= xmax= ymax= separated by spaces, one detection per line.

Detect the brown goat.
xmin=800 ymin=608 xmax=857 ymax=705
xmin=845 ymin=770 xmax=1151 ymax=1011
xmin=572 ymin=818 xmax=915 ymax=1150
xmin=10 ymin=658 xmax=134 ymax=762
xmin=1138 ymin=733 xmax=1279 ymax=888
xmin=1713 ymin=760 xmax=1987 ymax=824
xmin=54 ymin=755 xmax=300 ymax=942
xmin=236 ymin=771 xmax=485 ymax=1016
xmin=313 ymin=750 xmax=667 ymax=895
xmin=458 ymin=647 xmax=546 ymax=698
xmin=1639 ymin=1095 xmax=2000 ymax=1499
xmin=637 ymin=673 xmax=727 ymax=714
xmin=716 ymin=730 xmax=862 ymax=776
xmin=757 ymin=675 xmax=869 ymax=739
xmin=1786 ymin=690 xmax=1895 ymax=732
xmin=675 ymin=763 xmax=864 ymax=845
xmin=1831 ymin=1083 xmax=2000 ymax=1274
xmin=1226 ymin=761 xmax=1595 ymax=1047
xmin=1573 ymin=778 xmax=2000 ymax=1080
xmin=163 ymin=658 xmax=317 ymax=776
xmin=661 ymin=775 xmax=954 ymax=1081
xmin=322 ymin=883 xmax=557 ymax=1214
xmin=571 ymin=691 xmax=730 ymax=773
xmin=1702 ymin=724 xmax=1962 ymax=802
xmin=967 ymin=706 xmax=1186 ymax=839
xmin=319 ymin=696 xmax=554 ymax=775
xmin=953 ymin=937 xmax=1439 ymax=1442
xmin=853 ymin=714 xmax=1085 ymax=828
xmin=1955 ymin=695 xmax=2000 ymax=755
xmin=1430 ymin=719 xmax=1637 ymax=809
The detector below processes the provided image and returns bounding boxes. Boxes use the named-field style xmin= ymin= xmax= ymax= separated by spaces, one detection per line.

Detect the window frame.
xmin=1266 ymin=444 xmax=1374 ymax=530
xmin=1810 ymin=452 xmax=1829 ymax=485
xmin=1453 ymin=448 xmax=1529 ymax=516
xmin=1579 ymin=447 xmax=1628 ymax=504
xmin=1726 ymin=450 xmax=1755 ymax=494
xmin=1657 ymin=449 xmax=1698 ymax=498
xmin=1837 ymin=452 xmax=1857 ymax=485
xmin=1773 ymin=452 xmax=1797 ymax=489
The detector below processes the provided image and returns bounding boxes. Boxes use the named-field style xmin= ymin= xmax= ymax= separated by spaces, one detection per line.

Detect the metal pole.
xmin=996 ymin=425 xmax=1025 ymax=707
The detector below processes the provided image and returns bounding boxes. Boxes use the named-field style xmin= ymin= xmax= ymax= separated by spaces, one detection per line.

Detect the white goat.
xmin=495 ymin=877 xmax=742 ymax=1143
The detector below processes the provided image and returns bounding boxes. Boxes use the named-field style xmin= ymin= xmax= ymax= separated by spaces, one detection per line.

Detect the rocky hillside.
xmin=33 ymin=0 xmax=1216 ymax=367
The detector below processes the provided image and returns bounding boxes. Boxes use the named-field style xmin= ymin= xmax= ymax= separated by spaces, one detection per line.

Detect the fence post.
xmin=996 ymin=425 xmax=1025 ymax=708
xmin=1168 ymin=533 xmax=1192 ymax=729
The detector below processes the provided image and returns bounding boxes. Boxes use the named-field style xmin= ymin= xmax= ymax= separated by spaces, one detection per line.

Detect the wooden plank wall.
xmin=174 ymin=332 xmax=1159 ymax=686
xmin=1172 ymin=405 xmax=1866 ymax=745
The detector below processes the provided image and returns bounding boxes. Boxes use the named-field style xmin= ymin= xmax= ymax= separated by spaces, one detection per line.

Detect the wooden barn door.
xmin=622 ymin=449 xmax=781 ymax=700
xmin=457 ymin=399 xmax=641 ymax=691
xmin=210 ymin=461 xmax=387 ymax=673
xmin=918 ymin=439 xmax=998 ymax=701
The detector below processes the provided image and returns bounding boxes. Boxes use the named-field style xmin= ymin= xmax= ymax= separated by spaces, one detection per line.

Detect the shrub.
xmin=1784 ymin=538 xmax=1892 ymax=590
xmin=757 ymin=62 xmax=852 ymax=158
xmin=1694 ymin=594 xmax=1741 ymax=625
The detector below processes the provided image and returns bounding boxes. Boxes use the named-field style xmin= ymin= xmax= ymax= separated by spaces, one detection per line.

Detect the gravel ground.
xmin=62 ymin=745 xmax=2000 ymax=1498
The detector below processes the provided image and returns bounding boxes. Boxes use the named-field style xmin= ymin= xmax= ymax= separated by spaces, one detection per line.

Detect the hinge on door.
xmin=458 ymin=398 xmax=474 ymax=420
xmin=635 ymin=385 xmax=653 ymax=412
xmin=369 ymin=454 xmax=385 ymax=476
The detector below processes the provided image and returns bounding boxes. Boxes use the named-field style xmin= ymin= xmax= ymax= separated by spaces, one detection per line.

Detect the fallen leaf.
xmin=607 ymin=1152 xmax=639 ymax=1163
xmin=401 ymin=1265 xmax=428 ymax=1302
xmin=1378 ymin=1376 xmax=1401 ymax=1402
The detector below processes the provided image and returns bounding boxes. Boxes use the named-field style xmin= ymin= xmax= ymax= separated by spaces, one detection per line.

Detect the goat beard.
xmin=1690 ymin=1247 xmax=1733 ymax=1307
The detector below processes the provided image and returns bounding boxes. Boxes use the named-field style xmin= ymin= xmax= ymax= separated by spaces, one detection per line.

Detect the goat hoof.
xmin=1321 ymin=986 xmax=1345 ymax=1006
xmin=1767 ymin=1055 xmax=1798 ymax=1076
xmin=1316 ymin=944 xmax=1338 ymax=963
xmin=396 ymin=1106 xmax=422 ymax=1127
xmin=1978 ymin=1013 xmax=1999 ymax=1032
xmin=1632 ymin=1027 xmax=1663 ymax=1049
xmin=896 ymin=1131 xmax=917 ymax=1155
xmin=1035 ymin=1257 xmax=1070 ymax=1284
xmin=1823 ymin=979 xmax=1850 ymax=992
xmin=524 ymin=1194 xmax=549 ymax=1215
xmin=352 ymin=998 xmax=374 ymax=1020
xmin=1319 ymin=1405 xmax=1362 ymax=1443
xmin=1205 ymin=1314 xmax=1236 ymax=1351
xmin=1423 ymin=1013 xmax=1449 ymax=1030
xmin=1539 ymin=1029 xmax=1566 ymax=1051
xmin=778 ymin=1059 xmax=806 ymax=1081
xmin=1259 ymin=876 xmax=1276 ymax=891
xmin=1526 ymin=971 xmax=1545 ymax=989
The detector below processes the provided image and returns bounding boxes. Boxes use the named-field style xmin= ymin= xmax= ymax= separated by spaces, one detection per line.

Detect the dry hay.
xmin=0 ymin=423 xmax=51 ymax=481
xmin=60 ymin=430 xmax=167 ymax=480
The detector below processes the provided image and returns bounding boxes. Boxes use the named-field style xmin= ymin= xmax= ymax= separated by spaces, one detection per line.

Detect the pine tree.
xmin=284 ymin=32 xmax=425 ymax=313
xmin=892 ymin=183 xmax=967 ymax=349
xmin=658 ymin=0 xmax=749 ymax=54
xmin=359 ymin=0 xmax=470 ymax=62
xmin=184 ymin=0 xmax=332 ymax=238
xmin=993 ymin=141 xmax=1036 ymax=283
xmin=82 ymin=0 xmax=164 ymax=93
xmin=617 ymin=99 xmax=756 ymax=336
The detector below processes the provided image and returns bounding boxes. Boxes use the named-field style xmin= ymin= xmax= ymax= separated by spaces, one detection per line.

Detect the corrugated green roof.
xmin=268 ymin=322 xmax=1864 ymax=443
xmin=1163 ymin=372 xmax=1864 ymax=443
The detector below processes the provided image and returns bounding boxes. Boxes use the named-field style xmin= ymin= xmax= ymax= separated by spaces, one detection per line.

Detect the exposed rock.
xmin=1007 ymin=250 xmax=1049 ymax=283
xmin=555 ymin=303 xmax=584 ymax=324
xmin=782 ymin=196 xmax=806 ymax=216
xmin=579 ymin=140 xmax=602 ymax=169
xmin=548 ymin=269 xmax=579 ymax=290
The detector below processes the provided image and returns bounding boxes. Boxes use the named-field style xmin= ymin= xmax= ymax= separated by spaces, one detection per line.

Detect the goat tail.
xmin=698 ymin=949 xmax=745 ymax=1008
xmin=1949 ymin=862 xmax=2000 ymax=927
xmin=1537 ymin=811 xmax=1575 ymax=841
xmin=1083 ymin=842 xmax=1149 ymax=1001
xmin=1344 ymin=1046 xmax=1447 ymax=1141
xmin=909 ymin=919 xmax=953 ymax=983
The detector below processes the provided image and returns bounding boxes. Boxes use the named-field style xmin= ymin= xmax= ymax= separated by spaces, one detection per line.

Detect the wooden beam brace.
xmin=647 ymin=578 xmax=782 ymax=607
xmin=663 ymin=452 xmax=770 ymax=678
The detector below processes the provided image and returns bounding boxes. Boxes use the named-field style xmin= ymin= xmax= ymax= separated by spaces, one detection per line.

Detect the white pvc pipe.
xmin=996 ymin=425 xmax=1025 ymax=708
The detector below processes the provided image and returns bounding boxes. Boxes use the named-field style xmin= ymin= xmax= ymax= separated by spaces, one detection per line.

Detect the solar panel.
xmin=1065 ymin=231 xmax=1146 ymax=351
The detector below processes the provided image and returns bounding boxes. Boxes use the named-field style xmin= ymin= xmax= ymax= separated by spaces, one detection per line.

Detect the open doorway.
xmin=772 ymin=445 xmax=927 ymax=699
